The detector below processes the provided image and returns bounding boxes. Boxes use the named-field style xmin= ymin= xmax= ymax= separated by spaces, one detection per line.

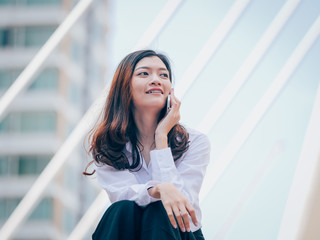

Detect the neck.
xmin=133 ymin=108 xmax=159 ymax=149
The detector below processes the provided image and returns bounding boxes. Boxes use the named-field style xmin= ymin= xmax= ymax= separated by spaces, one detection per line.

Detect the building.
xmin=0 ymin=0 xmax=109 ymax=239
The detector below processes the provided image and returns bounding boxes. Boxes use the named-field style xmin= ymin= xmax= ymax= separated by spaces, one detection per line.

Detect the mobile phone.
xmin=166 ymin=95 xmax=171 ymax=114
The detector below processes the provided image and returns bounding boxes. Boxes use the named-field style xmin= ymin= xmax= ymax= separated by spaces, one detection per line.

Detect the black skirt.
xmin=92 ymin=200 xmax=205 ymax=240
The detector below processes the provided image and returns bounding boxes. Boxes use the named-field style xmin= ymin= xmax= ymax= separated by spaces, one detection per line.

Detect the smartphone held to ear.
xmin=166 ymin=95 xmax=171 ymax=114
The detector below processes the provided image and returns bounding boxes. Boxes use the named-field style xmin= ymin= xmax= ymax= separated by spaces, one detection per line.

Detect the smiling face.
xmin=131 ymin=56 xmax=172 ymax=112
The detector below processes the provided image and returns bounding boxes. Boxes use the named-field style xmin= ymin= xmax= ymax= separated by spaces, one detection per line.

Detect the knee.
xmin=108 ymin=200 xmax=137 ymax=216
xmin=144 ymin=201 xmax=168 ymax=219
xmin=145 ymin=201 xmax=165 ymax=212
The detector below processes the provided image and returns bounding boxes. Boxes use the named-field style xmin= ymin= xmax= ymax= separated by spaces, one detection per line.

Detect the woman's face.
xmin=131 ymin=56 xmax=172 ymax=112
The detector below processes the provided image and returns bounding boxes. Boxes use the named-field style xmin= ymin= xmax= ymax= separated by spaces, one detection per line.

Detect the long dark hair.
xmin=84 ymin=50 xmax=189 ymax=174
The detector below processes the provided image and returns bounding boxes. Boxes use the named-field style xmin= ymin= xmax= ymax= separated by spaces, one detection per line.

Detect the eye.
xmin=160 ymin=73 xmax=169 ymax=78
xmin=138 ymin=72 xmax=148 ymax=76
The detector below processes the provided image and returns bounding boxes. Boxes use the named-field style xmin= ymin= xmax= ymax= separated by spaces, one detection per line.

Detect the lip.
xmin=146 ymin=88 xmax=164 ymax=94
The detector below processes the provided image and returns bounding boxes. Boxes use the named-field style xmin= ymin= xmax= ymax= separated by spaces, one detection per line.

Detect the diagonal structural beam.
xmin=214 ymin=141 xmax=285 ymax=239
xmin=200 ymin=15 xmax=320 ymax=202
xmin=133 ymin=0 xmax=184 ymax=50
xmin=277 ymin=77 xmax=320 ymax=239
xmin=175 ymin=0 xmax=251 ymax=99
xmin=0 ymin=0 xmax=94 ymax=123
xmin=197 ymin=0 xmax=301 ymax=133
xmin=67 ymin=191 xmax=110 ymax=240
xmin=0 ymin=0 xmax=183 ymax=239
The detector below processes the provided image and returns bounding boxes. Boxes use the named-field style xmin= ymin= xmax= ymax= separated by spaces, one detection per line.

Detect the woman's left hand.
xmin=155 ymin=88 xmax=181 ymax=149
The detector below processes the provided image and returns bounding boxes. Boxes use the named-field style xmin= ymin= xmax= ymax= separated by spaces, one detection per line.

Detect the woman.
xmin=85 ymin=50 xmax=210 ymax=240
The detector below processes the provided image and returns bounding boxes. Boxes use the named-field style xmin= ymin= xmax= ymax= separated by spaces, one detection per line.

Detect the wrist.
xmin=148 ymin=185 xmax=161 ymax=199
xmin=155 ymin=133 xmax=168 ymax=149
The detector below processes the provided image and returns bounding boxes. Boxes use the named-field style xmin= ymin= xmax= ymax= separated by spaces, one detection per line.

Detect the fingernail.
xmin=182 ymin=228 xmax=185 ymax=232
xmin=195 ymin=222 xmax=199 ymax=226
xmin=187 ymin=228 xmax=191 ymax=232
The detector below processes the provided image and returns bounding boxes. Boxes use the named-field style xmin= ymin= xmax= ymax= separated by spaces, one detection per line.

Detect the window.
xmin=29 ymin=198 xmax=53 ymax=220
xmin=19 ymin=155 xmax=50 ymax=175
xmin=25 ymin=26 xmax=56 ymax=47
xmin=0 ymin=28 xmax=12 ymax=47
xmin=0 ymin=0 xmax=61 ymax=6
xmin=0 ymin=69 xmax=59 ymax=91
xmin=0 ymin=111 xmax=57 ymax=133
xmin=0 ymin=26 xmax=56 ymax=48
xmin=0 ymin=70 xmax=20 ymax=89
xmin=0 ymin=197 xmax=53 ymax=221
xmin=0 ymin=155 xmax=50 ymax=176
xmin=0 ymin=198 xmax=20 ymax=220
xmin=29 ymin=69 xmax=59 ymax=90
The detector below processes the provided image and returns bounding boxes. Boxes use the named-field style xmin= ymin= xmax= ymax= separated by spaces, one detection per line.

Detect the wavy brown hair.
xmin=84 ymin=50 xmax=189 ymax=175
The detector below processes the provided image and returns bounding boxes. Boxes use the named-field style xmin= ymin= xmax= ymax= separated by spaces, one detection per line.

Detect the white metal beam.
xmin=197 ymin=0 xmax=301 ymax=133
xmin=0 ymin=0 xmax=94 ymax=123
xmin=277 ymin=71 xmax=320 ymax=239
xmin=67 ymin=191 xmax=110 ymax=240
xmin=175 ymin=0 xmax=251 ymax=99
xmin=133 ymin=0 xmax=184 ymax=51
xmin=200 ymin=15 xmax=320 ymax=202
xmin=214 ymin=141 xmax=285 ymax=239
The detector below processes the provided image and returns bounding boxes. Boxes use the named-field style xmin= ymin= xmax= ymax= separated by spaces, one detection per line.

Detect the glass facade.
xmin=0 ymin=69 xmax=59 ymax=91
xmin=0 ymin=155 xmax=50 ymax=176
xmin=0 ymin=111 xmax=56 ymax=133
xmin=0 ymin=197 xmax=53 ymax=221
xmin=0 ymin=26 xmax=56 ymax=48
xmin=0 ymin=0 xmax=61 ymax=6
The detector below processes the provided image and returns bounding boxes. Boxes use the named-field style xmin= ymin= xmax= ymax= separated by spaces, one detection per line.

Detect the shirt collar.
xmin=125 ymin=141 xmax=133 ymax=153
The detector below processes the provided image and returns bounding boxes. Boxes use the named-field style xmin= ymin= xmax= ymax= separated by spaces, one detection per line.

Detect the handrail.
xmin=199 ymin=15 xmax=320 ymax=202
xmin=0 ymin=0 xmax=184 ymax=239
xmin=0 ymin=0 xmax=94 ymax=123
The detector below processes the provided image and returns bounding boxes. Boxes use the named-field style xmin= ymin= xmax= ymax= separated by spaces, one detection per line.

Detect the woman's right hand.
xmin=148 ymin=182 xmax=198 ymax=232
xmin=155 ymin=88 xmax=181 ymax=150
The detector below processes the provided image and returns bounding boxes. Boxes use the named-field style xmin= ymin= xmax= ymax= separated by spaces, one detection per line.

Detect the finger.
xmin=179 ymin=207 xmax=190 ymax=232
xmin=186 ymin=202 xmax=198 ymax=226
xmin=172 ymin=206 xmax=185 ymax=232
xmin=164 ymin=205 xmax=177 ymax=229
xmin=169 ymin=94 xmax=181 ymax=114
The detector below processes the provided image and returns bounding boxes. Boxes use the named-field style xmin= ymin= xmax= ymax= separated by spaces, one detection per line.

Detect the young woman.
xmin=85 ymin=50 xmax=210 ymax=240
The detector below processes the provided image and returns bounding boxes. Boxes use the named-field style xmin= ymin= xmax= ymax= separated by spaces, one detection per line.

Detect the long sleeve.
xmin=95 ymin=163 xmax=160 ymax=206
xmin=149 ymin=129 xmax=211 ymax=206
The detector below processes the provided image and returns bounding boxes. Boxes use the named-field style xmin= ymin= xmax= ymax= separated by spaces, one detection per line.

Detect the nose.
xmin=150 ymin=74 xmax=161 ymax=86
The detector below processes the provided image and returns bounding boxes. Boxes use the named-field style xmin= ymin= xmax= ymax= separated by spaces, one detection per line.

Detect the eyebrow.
xmin=135 ymin=66 xmax=168 ymax=71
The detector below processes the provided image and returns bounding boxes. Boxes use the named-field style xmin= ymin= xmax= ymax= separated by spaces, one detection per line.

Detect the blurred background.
xmin=0 ymin=0 xmax=319 ymax=239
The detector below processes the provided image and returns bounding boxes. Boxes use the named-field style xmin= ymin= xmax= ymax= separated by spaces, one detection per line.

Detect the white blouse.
xmin=94 ymin=127 xmax=211 ymax=232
